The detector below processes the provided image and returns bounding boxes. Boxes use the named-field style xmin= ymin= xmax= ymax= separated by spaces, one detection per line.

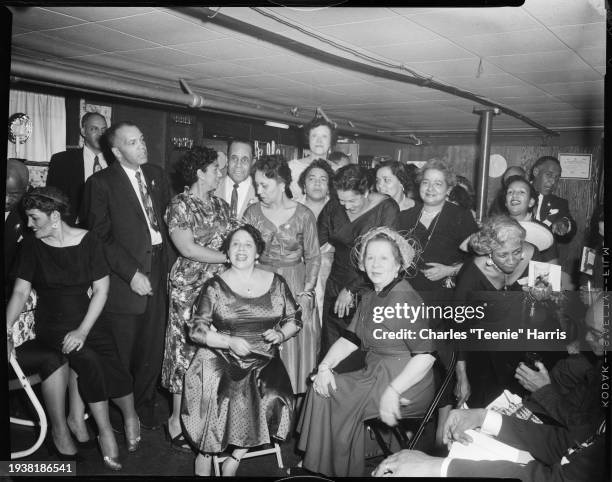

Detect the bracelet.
xmin=278 ymin=330 xmax=286 ymax=343
xmin=7 ymin=327 xmax=13 ymax=342
xmin=388 ymin=383 xmax=402 ymax=396
xmin=318 ymin=362 xmax=331 ymax=372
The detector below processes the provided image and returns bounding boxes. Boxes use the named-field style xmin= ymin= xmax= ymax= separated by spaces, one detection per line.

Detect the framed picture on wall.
xmin=558 ymin=153 xmax=591 ymax=179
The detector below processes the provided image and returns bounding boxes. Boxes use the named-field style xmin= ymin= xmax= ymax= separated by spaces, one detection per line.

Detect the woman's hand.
xmin=297 ymin=290 xmax=314 ymax=311
xmin=379 ymin=386 xmax=410 ymax=427
xmin=421 ymin=263 xmax=454 ymax=282
xmin=312 ymin=369 xmax=336 ymax=398
xmin=228 ymin=337 xmax=252 ymax=357
xmin=334 ymin=288 xmax=354 ymax=318
xmin=262 ymin=329 xmax=284 ymax=345
xmin=62 ymin=329 xmax=87 ymax=354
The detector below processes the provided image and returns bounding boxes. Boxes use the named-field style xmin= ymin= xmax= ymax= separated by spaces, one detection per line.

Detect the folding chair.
xmin=9 ymin=290 xmax=49 ymax=459
xmin=364 ymin=351 xmax=457 ymax=456
xmin=212 ymin=443 xmax=283 ymax=476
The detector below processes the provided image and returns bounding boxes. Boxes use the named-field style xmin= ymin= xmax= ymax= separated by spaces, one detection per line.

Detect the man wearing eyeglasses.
xmin=215 ymin=138 xmax=257 ymax=219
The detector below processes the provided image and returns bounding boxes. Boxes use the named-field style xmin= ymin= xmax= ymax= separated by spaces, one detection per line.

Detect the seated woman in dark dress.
xmin=181 ymin=225 xmax=302 ymax=476
xmin=297 ymin=227 xmax=435 ymax=477
xmin=5 ymin=187 xmax=138 ymax=471
xmin=317 ymin=164 xmax=399 ymax=370
xmin=455 ymin=215 xmax=553 ymax=408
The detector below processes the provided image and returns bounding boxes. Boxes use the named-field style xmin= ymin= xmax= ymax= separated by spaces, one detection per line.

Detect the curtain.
xmin=7 ymin=90 xmax=66 ymax=165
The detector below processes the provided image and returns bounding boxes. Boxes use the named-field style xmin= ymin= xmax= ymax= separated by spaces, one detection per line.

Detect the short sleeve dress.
xmin=297 ymin=278 xmax=435 ymax=477
xmin=181 ymin=273 xmax=302 ymax=454
xmin=243 ymin=202 xmax=321 ymax=394
xmin=14 ymin=231 xmax=131 ymax=403
xmin=161 ymin=190 xmax=237 ymax=394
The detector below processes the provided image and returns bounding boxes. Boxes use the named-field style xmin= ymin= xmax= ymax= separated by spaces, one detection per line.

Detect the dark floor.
xmin=9 ymin=388 xmax=387 ymax=477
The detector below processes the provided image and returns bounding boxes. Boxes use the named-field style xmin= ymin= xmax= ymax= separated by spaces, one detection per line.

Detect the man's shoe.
xmin=138 ymin=406 xmax=160 ymax=430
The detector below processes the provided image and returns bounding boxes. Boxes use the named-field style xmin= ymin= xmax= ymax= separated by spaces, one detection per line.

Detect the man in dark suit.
xmin=5 ymin=158 xmax=29 ymax=291
xmin=373 ymin=409 xmax=605 ymax=481
xmin=530 ymin=156 xmax=576 ymax=242
xmin=80 ymin=121 xmax=173 ymax=429
xmin=47 ymin=112 xmax=108 ymax=225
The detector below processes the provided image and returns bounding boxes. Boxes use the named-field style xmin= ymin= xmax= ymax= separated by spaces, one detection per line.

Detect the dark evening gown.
xmin=161 ymin=191 xmax=237 ymax=394
xmin=297 ymin=278 xmax=435 ymax=477
xmin=14 ymin=232 xmax=132 ymax=403
xmin=181 ymin=274 xmax=302 ymax=454
xmin=454 ymin=256 xmax=577 ymax=408
xmin=243 ymin=202 xmax=321 ymax=394
xmin=317 ymin=196 xmax=399 ymax=368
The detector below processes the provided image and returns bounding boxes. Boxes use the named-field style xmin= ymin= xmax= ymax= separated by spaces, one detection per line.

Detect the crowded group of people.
xmin=5 ymin=111 xmax=606 ymax=480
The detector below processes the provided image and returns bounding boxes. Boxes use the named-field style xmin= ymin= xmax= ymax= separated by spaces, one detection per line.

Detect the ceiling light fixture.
xmin=265 ymin=120 xmax=290 ymax=129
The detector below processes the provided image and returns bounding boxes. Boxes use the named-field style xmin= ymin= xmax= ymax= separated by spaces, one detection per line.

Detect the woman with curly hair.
xmin=161 ymin=146 xmax=238 ymax=451
xmin=297 ymin=227 xmax=435 ymax=477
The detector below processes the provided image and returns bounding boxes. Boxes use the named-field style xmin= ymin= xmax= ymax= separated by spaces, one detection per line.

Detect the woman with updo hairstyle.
xmin=297 ymin=227 xmax=435 ymax=477
xmin=243 ymin=154 xmax=321 ymax=394
xmin=317 ymin=164 xmax=399 ymax=371
xmin=375 ymin=160 xmax=416 ymax=211
xmin=288 ymin=116 xmax=337 ymax=199
xmin=181 ymin=224 xmax=301 ymax=476
xmin=161 ymin=146 xmax=238 ymax=450
xmin=398 ymin=158 xmax=478 ymax=303
xmin=6 ymin=186 xmax=138 ymax=470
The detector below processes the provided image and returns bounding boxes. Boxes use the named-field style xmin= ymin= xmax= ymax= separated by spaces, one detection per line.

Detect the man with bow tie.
xmin=80 ymin=121 xmax=174 ymax=430
xmin=47 ymin=112 xmax=109 ymax=225
xmin=529 ymin=156 xmax=576 ymax=242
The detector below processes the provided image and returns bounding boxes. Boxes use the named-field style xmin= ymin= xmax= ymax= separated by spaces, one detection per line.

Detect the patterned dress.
xmin=243 ymin=202 xmax=321 ymax=394
xmin=161 ymin=190 xmax=236 ymax=394
xmin=181 ymin=274 xmax=301 ymax=453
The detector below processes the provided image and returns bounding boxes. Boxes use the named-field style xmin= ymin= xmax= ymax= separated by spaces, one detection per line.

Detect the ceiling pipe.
xmin=10 ymin=59 xmax=419 ymax=146
xmin=171 ymin=6 xmax=559 ymax=137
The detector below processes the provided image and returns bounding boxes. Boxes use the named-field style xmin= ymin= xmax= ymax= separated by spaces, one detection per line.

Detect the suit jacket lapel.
xmin=76 ymin=148 xmax=85 ymax=184
xmin=110 ymin=162 xmax=148 ymax=227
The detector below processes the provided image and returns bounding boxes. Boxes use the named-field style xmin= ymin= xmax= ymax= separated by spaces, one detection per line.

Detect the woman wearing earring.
xmin=243 ymin=155 xmax=321 ymax=394
xmin=181 ymin=225 xmax=301 ymax=476
xmin=317 ymin=165 xmax=399 ymax=371
xmin=5 ymin=187 xmax=138 ymax=470
xmin=297 ymin=227 xmax=435 ymax=477
xmin=161 ymin=146 xmax=237 ymax=451
xmin=288 ymin=117 xmax=336 ymax=199
xmin=375 ymin=160 xmax=416 ymax=211
xmin=454 ymin=215 xmax=542 ymax=408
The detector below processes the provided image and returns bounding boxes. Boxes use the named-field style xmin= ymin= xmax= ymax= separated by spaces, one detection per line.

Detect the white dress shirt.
xmin=83 ymin=145 xmax=107 ymax=181
xmin=223 ymin=176 xmax=253 ymax=215
xmin=120 ymin=164 xmax=162 ymax=245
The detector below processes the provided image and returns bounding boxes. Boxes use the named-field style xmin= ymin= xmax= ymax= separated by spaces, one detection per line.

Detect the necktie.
xmin=535 ymin=194 xmax=543 ymax=221
xmin=230 ymin=183 xmax=239 ymax=217
xmin=135 ymin=171 xmax=159 ymax=232
xmin=93 ymin=155 xmax=102 ymax=173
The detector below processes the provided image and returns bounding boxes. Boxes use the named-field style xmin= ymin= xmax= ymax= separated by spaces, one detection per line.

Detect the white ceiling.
xmin=8 ymin=1 xmax=607 ymax=137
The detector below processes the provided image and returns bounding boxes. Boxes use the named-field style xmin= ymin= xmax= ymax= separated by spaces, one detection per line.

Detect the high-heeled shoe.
xmin=97 ymin=435 xmax=122 ymax=471
xmin=125 ymin=418 xmax=141 ymax=453
xmin=66 ymin=417 xmax=96 ymax=449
